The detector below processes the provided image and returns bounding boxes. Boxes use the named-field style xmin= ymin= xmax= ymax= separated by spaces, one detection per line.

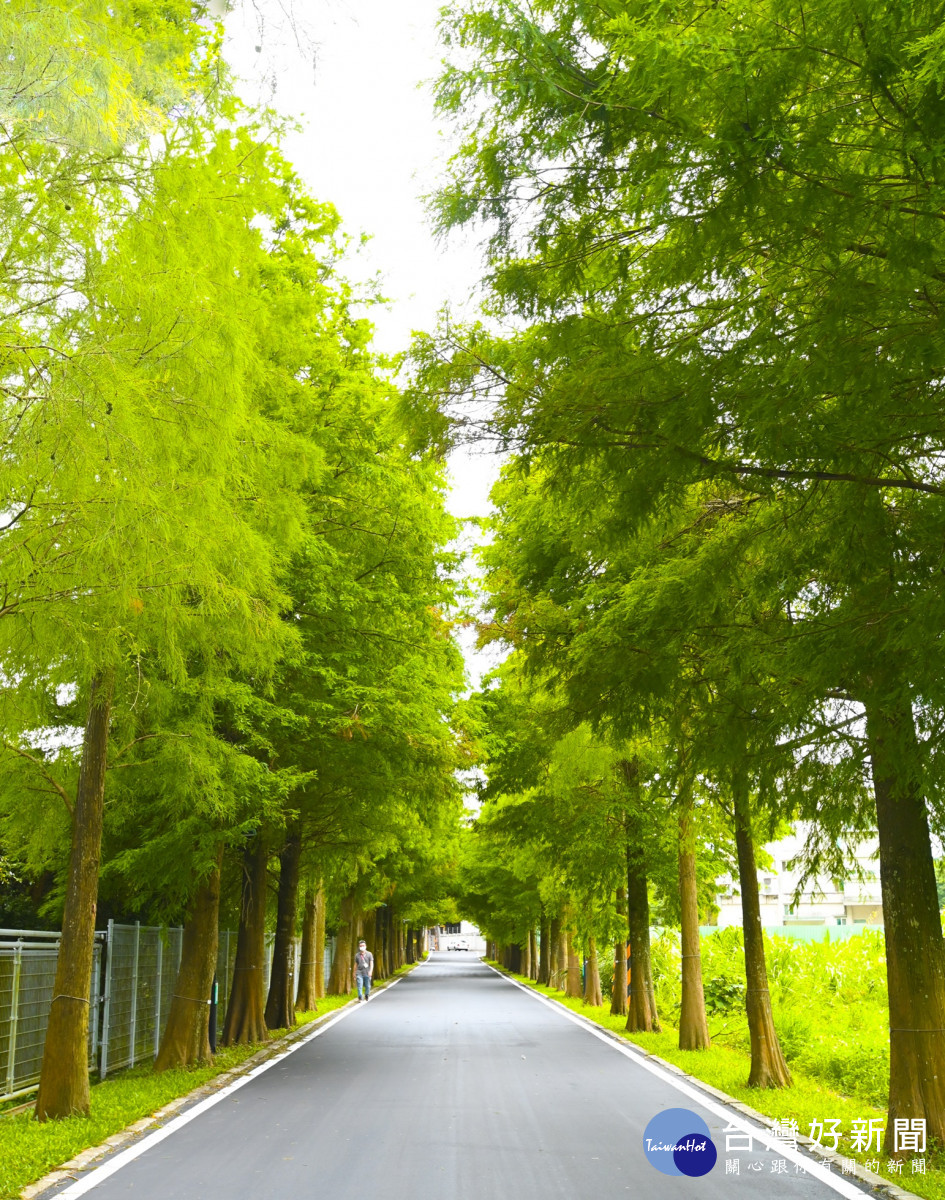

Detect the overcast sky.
xmin=221 ymin=0 xmax=504 ymax=685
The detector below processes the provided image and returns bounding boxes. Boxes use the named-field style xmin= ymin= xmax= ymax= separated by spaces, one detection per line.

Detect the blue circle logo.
xmin=643 ymin=1108 xmax=717 ymax=1177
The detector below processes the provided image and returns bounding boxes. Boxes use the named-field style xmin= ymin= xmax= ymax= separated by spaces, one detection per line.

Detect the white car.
xmin=448 ymin=938 xmax=469 ymax=951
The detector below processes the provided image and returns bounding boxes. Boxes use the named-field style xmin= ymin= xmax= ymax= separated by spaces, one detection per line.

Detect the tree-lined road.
xmin=50 ymin=956 xmax=874 ymax=1200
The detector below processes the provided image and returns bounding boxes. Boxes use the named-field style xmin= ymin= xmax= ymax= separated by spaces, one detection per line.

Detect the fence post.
xmin=153 ymin=933 xmax=163 ymax=1059
xmin=90 ymin=939 xmax=100 ymax=1065
xmin=6 ymin=943 xmax=21 ymax=1095
xmin=100 ymin=919 xmax=114 ymax=1078
xmin=129 ymin=921 xmax=140 ymax=1066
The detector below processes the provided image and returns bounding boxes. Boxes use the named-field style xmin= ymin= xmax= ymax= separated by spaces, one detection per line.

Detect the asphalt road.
xmin=52 ymin=954 xmax=876 ymax=1200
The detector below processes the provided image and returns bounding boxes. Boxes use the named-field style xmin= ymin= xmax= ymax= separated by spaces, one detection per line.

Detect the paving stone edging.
xmin=21 ymin=969 xmax=415 ymax=1200
xmin=489 ymin=964 xmax=917 ymax=1200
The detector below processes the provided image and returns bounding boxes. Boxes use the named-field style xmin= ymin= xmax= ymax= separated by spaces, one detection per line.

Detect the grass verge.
xmin=490 ymin=964 xmax=944 ymax=1200
xmin=0 ymin=993 xmax=357 ymax=1200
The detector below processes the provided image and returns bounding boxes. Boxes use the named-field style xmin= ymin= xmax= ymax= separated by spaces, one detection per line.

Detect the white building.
xmin=434 ymin=921 xmax=487 ymax=953
xmin=713 ymin=826 xmax=883 ymax=929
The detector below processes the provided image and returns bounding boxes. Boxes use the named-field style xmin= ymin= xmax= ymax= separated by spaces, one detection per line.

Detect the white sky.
xmin=221 ymin=0 xmax=504 ymax=685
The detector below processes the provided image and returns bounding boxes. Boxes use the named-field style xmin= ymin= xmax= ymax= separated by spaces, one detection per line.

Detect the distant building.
xmin=431 ymin=921 xmax=486 ymax=952
xmin=712 ymin=826 xmax=883 ymax=929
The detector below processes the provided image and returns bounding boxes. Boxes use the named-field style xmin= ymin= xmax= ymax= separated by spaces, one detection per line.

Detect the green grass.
xmin=492 ymin=964 xmax=945 ymax=1200
xmin=0 ymin=993 xmax=355 ymax=1200
xmin=663 ymin=928 xmax=892 ymax=1108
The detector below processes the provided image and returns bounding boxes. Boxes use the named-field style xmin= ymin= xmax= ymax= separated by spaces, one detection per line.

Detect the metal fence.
xmin=0 ymin=924 xmax=335 ymax=1102
xmin=0 ymin=930 xmax=104 ymax=1102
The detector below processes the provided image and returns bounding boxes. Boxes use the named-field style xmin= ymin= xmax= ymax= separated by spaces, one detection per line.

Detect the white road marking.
xmin=52 ymin=975 xmax=408 ymax=1199
xmin=487 ymin=965 xmax=871 ymax=1200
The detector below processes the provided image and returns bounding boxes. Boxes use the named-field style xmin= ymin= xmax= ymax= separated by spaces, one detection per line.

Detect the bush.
xmin=702 ymin=974 xmax=747 ymax=1016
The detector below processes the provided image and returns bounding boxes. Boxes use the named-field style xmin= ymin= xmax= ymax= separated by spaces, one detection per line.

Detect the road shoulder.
xmin=17 ymin=970 xmax=415 ymax=1200
xmin=486 ymin=962 xmax=915 ymax=1200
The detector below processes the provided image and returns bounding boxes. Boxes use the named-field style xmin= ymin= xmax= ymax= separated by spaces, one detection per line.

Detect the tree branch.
xmin=0 ymin=741 xmax=73 ymax=817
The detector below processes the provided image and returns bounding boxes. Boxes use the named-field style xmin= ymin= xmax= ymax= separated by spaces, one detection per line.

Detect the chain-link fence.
xmin=0 ymin=924 xmax=335 ymax=1101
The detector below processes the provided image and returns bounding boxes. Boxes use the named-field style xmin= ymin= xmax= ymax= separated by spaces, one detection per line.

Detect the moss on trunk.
xmin=732 ymin=769 xmax=790 ymax=1088
xmin=221 ymin=834 xmax=270 ymax=1046
xmin=610 ymin=886 xmax=628 ymax=1017
xmin=314 ymin=884 xmax=326 ymax=998
xmin=155 ymin=847 xmax=222 ymax=1071
xmin=264 ymin=826 xmax=301 ymax=1031
xmin=678 ymin=793 xmax=710 ymax=1051
xmin=865 ymin=696 xmax=945 ymax=1150
xmin=36 ymin=671 xmax=114 ymax=1122
xmin=327 ymin=890 xmax=357 ymax=995
xmin=548 ymin=915 xmax=561 ymax=986
xmin=537 ymin=910 xmax=551 ymax=986
xmin=583 ymin=936 xmax=602 ymax=1006
xmin=295 ymin=884 xmax=319 ymax=1013
xmin=626 ymin=840 xmax=660 ymax=1033
xmin=565 ymin=927 xmax=582 ymax=998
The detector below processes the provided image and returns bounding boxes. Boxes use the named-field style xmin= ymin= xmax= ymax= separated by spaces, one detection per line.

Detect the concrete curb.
xmin=488 ymin=964 xmax=920 ymax=1200
xmin=19 ymin=970 xmax=414 ymax=1200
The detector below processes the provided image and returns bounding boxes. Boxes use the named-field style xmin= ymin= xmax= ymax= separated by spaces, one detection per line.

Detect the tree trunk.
xmin=327 ymin=890 xmax=357 ymax=995
xmin=382 ymin=907 xmax=392 ymax=977
xmin=265 ymin=826 xmax=301 ymax=1031
xmin=626 ymin=839 xmax=660 ymax=1033
xmin=36 ymin=670 xmax=114 ymax=1121
xmin=548 ymin=915 xmax=561 ymax=986
xmin=583 ymin=935 xmax=602 ymax=1006
xmin=295 ymin=884 xmax=319 ymax=1013
xmin=221 ymin=834 xmax=270 ymax=1046
xmin=565 ymin=929 xmax=582 ymax=998
xmin=611 ymin=886 xmax=628 ymax=1016
xmin=522 ymin=932 xmax=531 ymax=979
xmin=405 ymin=925 xmax=416 ymax=964
xmin=864 ymin=696 xmax=945 ymax=1150
xmin=314 ymin=883 xmax=326 ymax=997
xmin=678 ymin=791 xmax=711 ymax=1050
xmin=373 ymin=908 xmax=385 ymax=977
xmin=156 ymin=846 xmax=222 ymax=1070
xmin=528 ymin=927 xmax=538 ymax=980
xmin=371 ymin=908 xmax=387 ymax=982
xmin=732 ymin=766 xmax=791 ymax=1087
xmin=538 ymin=909 xmax=551 ymax=985
xmin=556 ymin=922 xmax=569 ymax=991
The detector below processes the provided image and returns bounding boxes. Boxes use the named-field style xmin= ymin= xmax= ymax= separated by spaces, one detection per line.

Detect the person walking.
xmin=355 ymin=939 xmax=374 ymax=1002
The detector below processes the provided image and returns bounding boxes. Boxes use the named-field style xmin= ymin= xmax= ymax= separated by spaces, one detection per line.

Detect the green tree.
xmin=430 ymin=0 xmax=945 ymax=1140
xmin=1 ymin=113 xmax=332 ymax=1116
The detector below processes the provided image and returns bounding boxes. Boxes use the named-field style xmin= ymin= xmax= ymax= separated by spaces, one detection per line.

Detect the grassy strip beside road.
xmin=0 ymin=995 xmax=355 ymax=1200
xmin=491 ymin=964 xmax=945 ymax=1200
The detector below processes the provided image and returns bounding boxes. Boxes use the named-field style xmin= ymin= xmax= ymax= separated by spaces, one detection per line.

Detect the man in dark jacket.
xmin=355 ymin=940 xmax=374 ymax=1001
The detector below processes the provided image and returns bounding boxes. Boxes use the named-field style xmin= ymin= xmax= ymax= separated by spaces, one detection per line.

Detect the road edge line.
xmin=485 ymin=962 xmax=898 ymax=1200
xmin=32 ymin=971 xmax=412 ymax=1200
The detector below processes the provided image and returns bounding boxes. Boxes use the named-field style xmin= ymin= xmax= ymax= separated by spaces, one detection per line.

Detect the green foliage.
xmin=0 ymin=3 xmax=466 ymax=998
xmin=0 ymin=0 xmax=207 ymax=149
xmin=422 ymin=0 xmax=945 ymax=1125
